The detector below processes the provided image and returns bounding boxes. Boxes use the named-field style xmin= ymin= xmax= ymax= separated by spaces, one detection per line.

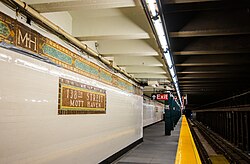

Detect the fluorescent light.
xmin=163 ymin=52 xmax=173 ymax=68
xmin=147 ymin=0 xmax=157 ymax=17
xmin=170 ymin=68 xmax=175 ymax=77
xmin=154 ymin=20 xmax=168 ymax=50
xmin=158 ymin=35 xmax=168 ymax=49
xmin=146 ymin=0 xmax=183 ymax=106
xmin=154 ymin=19 xmax=164 ymax=36
xmin=173 ymin=76 xmax=178 ymax=83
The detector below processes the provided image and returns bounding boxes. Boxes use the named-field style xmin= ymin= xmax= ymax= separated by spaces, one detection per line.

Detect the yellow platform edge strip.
xmin=175 ymin=115 xmax=202 ymax=164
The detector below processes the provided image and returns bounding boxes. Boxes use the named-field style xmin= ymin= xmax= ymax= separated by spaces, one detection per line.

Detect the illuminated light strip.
xmin=164 ymin=52 xmax=172 ymax=68
xmin=145 ymin=0 xmax=182 ymax=106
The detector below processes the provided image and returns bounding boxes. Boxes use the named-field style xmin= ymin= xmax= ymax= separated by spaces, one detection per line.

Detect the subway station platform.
xmin=0 ymin=1 xmax=250 ymax=164
xmin=114 ymin=115 xmax=203 ymax=164
xmin=114 ymin=119 xmax=182 ymax=164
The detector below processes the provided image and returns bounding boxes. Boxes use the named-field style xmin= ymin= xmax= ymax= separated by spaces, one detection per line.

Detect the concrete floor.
xmin=114 ymin=119 xmax=182 ymax=164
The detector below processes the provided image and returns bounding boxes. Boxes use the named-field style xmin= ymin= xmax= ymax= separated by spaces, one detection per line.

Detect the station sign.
xmin=58 ymin=78 xmax=106 ymax=115
xmin=151 ymin=93 xmax=168 ymax=100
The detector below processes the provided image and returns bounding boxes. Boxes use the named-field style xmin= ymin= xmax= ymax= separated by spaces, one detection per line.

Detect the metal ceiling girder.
xmin=175 ymin=63 xmax=232 ymax=66
xmin=178 ymin=80 xmax=248 ymax=83
xmin=173 ymin=50 xmax=250 ymax=55
xmin=168 ymin=10 xmax=250 ymax=37
xmin=177 ymin=71 xmax=226 ymax=74
xmin=171 ymin=35 xmax=250 ymax=52
xmin=162 ymin=0 xmax=220 ymax=4
xmin=170 ymin=30 xmax=250 ymax=37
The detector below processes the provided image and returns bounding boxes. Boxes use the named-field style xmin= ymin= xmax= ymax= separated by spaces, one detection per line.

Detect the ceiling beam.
xmin=178 ymin=73 xmax=250 ymax=77
xmin=125 ymin=66 xmax=166 ymax=74
xmin=180 ymin=89 xmax=223 ymax=92
xmin=173 ymin=50 xmax=250 ymax=55
xmin=133 ymin=74 xmax=169 ymax=79
xmin=169 ymin=10 xmax=250 ymax=37
xmin=76 ymin=34 xmax=150 ymax=41
xmin=180 ymin=84 xmax=240 ymax=87
xmin=170 ymin=30 xmax=250 ymax=37
xmin=115 ymin=56 xmax=163 ymax=67
xmin=96 ymin=40 xmax=159 ymax=57
xmin=177 ymin=71 xmax=225 ymax=74
xmin=175 ymin=55 xmax=250 ymax=65
xmin=178 ymin=76 xmax=250 ymax=79
xmin=163 ymin=1 xmax=248 ymax=14
xmin=163 ymin=0 xmax=220 ymax=4
xmin=71 ymin=10 xmax=150 ymax=41
xmin=179 ymin=80 xmax=241 ymax=83
xmin=175 ymin=63 xmax=231 ymax=66
xmin=177 ymin=65 xmax=250 ymax=71
xmin=29 ymin=0 xmax=136 ymax=13
xmin=181 ymin=89 xmax=223 ymax=91
xmin=172 ymin=35 xmax=250 ymax=53
xmin=180 ymin=86 xmax=231 ymax=89
xmin=101 ymin=52 xmax=158 ymax=57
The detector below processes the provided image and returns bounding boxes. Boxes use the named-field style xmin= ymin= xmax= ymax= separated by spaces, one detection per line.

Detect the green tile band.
xmin=117 ymin=80 xmax=133 ymax=92
xmin=127 ymin=85 xmax=133 ymax=92
xmin=100 ymin=71 xmax=112 ymax=83
xmin=118 ymin=80 xmax=126 ymax=88
xmin=0 ymin=21 xmax=10 ymax=38
xmin=75 ymin=59 xmax=99 ymax=76
xmin=42 ymin=44 xmax=72 ymax=64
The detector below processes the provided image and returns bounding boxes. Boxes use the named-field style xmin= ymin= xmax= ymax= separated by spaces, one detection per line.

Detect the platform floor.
xmin=114 ymin=119 xmax=182 ymax=164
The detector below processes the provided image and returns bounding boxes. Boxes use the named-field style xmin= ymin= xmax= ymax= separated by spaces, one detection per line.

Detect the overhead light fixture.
xmin=148 ymin=0 xmax=157 ymax=17
xmin=145 ymin=0 xmax=182 ymax=106
xmin=154 ymin=20 xmax=165 ymax=36
xmin=163 ymin=51 xmax=173 ymax=68
xmin=170 ymin=68 xmax=175 ymax=77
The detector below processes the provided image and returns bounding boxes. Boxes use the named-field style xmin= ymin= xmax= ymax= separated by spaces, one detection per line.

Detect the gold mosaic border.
xmin=0 ymin=11 xmax=142 ymax=95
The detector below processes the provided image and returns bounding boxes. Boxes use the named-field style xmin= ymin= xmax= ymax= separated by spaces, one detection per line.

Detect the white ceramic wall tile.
xmin=0 ymin=47 xmax=143 ymax=164
xmin=143 ymin=98 xmax=164 ymax=127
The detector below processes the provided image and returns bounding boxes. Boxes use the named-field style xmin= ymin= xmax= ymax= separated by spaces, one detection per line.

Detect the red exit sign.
xmin=156 ymin=94 xmax=168 ymax=100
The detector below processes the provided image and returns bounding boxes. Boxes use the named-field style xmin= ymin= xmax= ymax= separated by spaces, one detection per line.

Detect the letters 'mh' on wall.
xmin=58 ymin=78 xmax=106 ymax=115
xmin=0 ymin=11 xmax=143 ymax=96
xmin=17 ymin=25 xmax=38 ymax=52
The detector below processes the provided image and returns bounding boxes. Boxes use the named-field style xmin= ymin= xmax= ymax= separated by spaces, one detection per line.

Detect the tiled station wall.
xmin=0 ymin=3 xmax=144 ymax=163
xmin=143 ymin=97 xmax=164 ymax=127
xmin=0 ymin=47 xmax=143 ymax=164
xmin=0 ymin=3 xmax=167 ymax=163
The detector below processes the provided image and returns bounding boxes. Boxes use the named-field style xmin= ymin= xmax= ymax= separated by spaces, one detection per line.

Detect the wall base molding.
xmin=99 ymin=138 xmax=143 ymax=164
xmin=143 ymin=120 xmax=163 ymax=129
